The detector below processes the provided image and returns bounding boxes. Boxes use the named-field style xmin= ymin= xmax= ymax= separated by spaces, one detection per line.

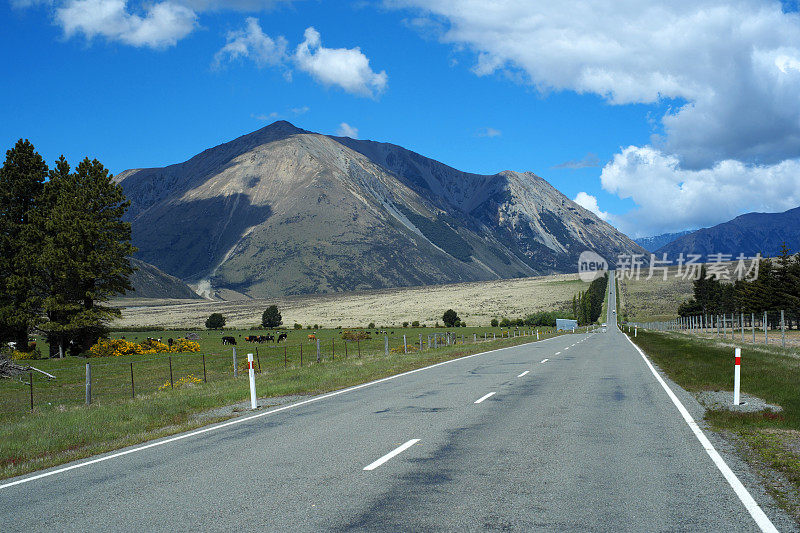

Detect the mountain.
xmin=115 ymin=121 xmax=645 ymax=298
xmin=124 ymin=258 xmax=203 ymax=299
xmin=635 ymin=230 xmax=693 ymax=252
xmin=655 ymin=206 xmax=800 ymax=260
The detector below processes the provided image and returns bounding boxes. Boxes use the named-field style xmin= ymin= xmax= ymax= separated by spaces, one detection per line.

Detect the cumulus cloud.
xmin=553 ymin=153 xmax=600 ymax=170
xmin=573 ymin=192 xmax=608 ymax=221
xmin=391 ymin=0 xmax=800 ymax=169
xmin=55 ymin=0 xmax=196 ymax=48
xmin=213 ymin=16 xmax=287 ymax=68
xmin=600 ymin=146 xmax=800 ymax=236
xmin=294 ymin=27 xmax=388 ymax=97
xmin=336 ymin=122 xmax=359 ymax=138
xmin=477 ymin=127 xmax=501 ymax=138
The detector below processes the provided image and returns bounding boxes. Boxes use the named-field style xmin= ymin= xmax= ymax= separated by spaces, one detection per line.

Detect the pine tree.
xmin=0 ymin=140 xmax=48 ymax=348
xmin=36 ymin=157 xmax=135 ymax=356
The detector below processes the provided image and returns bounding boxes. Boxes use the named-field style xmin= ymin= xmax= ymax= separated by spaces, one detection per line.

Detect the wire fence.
xmin=2 ymin=327 xmax=573 ymax=416
xmin=626 ymin=310 xmax=799 ymax=349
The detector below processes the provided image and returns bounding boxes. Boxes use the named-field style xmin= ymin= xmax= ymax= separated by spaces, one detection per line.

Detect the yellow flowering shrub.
xmin=159 ymin=374 xmax=203 ymax=391
xmin=390 ymin=344 xmax=418 ymax=354
xmin=11 ymin=349 xmax=39 ymax=360
xmin=89 ymin=338 xmax=201 ymax=357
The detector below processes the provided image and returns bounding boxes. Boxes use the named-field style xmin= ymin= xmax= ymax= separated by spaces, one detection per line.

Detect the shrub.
xmin=313 ymin=324 xmax=318 ymax=330
xmin=368 ymin=322 xmax=375 ymax=329
xmin=341 ymin=330 xmax=371 ymax=341
xmin=293 ymin=323 xmax=303 ymax=330
xmin=499 ymin=318 xmax=512 ymax=327
xmin=261 ymin=305 xmax=282 ymax=328
xmin=490 ymin=318 xmax=499 ymax=327
xmin=89 ymin=338 xmax=199 ymax=357
xmin=411 ymin=320 xmax=420 ymax=327
xmin=402 ymin=322 xmax=409 ymax=328
xmin=11 ymin=349 xmax=39 ymax=360
xmin=159 ymin=374 xmax=202 ymax=391
xmin=205 ymin=313 xmax=225 ymax=330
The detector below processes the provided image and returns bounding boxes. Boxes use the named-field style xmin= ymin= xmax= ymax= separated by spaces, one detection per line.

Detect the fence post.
xmin=169 ymin=356 xmax=173 ymax=389
xmin=284 ymin=346 xmax=288 ymax=368
xmin=419 ymin=334 xmax=423 ymax=350
xmin=403 ymin=335 xmax=407 ymax=354
xmin=85 ymin=363 xmax=91 ymax=405
xmin=202 ymin=354 xmax=207 ymax=382
xmin=29 ymin=371 xmax=33 ymax=411
xmin=474 ymin=333 xmax=477 ymax=342
xmin=733 ymin=347 xmax=741 ymax=405
xmin=233 ymin=347 xmax=238 ymax=378
xmin=316 ymin=338 xmax=320 ymax=363
xmin=782 ymin=310 xmax=786 ymax=348
xmin=384 ymin=335 xmax=388 ymax=356
xmin=357 ymin=339 xmax=361 ymax=357
xmin=752 ymin=313 xmax=755 ymax=344
xmin=256 ymin=347 xmax=261 ymax=373
xmin=130 ymin=362 xmax=135 ymax=398
xmin=300 ymin=343 xmax=303 ymax=366
xmin=764 ymin=311 xmax=768 ymax=345
xmin=332 ymin=339 xmax=335 ymax=360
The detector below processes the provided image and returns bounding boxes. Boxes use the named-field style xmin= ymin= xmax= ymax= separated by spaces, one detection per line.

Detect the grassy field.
xmin=109 ymin=273 xmax=587 ymax=329
xmin=0 ymin=326 xmax=570 ymax=481
xmin=628 ymin=330 xmax=800 ymax=518
xmin=617 ymin=266 xmax=694 ymax=322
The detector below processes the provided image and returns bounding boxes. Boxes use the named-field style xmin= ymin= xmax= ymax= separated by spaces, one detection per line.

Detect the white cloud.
xmin=56 ymin=0 xmax=196 ymax=48
xmin=294 ymin=27 xmax=387 ymax=97
xmin=600 ymin=146 xmax=800 ymax=237
xmin=477 ymin=127 xmax=501 ymax=138
xmin=573 ymin=192 xmax=608 ymax=221
xmin=213 ymin=16 xmax=287 ymax=68
xmin=336 ymin=122 xmax=359 ymax=138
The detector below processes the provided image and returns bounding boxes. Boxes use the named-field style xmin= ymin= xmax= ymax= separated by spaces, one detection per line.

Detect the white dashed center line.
xmin=540 ymin=358 xmax=549 ymax=363
xmin=474 ymin=392 xmax=496 ymax=404
xmin=517 ymin=370 xmax=530 ymax=377
xmin=363 ymin=439 xmax=420 ymax=471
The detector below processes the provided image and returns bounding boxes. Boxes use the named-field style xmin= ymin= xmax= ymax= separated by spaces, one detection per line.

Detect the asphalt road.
xmin=1 ymin=273 xmax=795 ymax=531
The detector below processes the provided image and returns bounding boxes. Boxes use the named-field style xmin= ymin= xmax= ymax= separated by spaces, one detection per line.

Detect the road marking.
xmin=0 ymin=334 xmax=570 ymax=492
xmin=517 ymin=370 xmax=530 ymax=377
xmin=474 ymin=392 xmax=496 ymax=404
xmin=363 ymin=439 xmax=420 ymax=471
xmin=564 ymin=347 xmax=569 ymax=350
xmin=554 ymin=351 xmax=561 ymax=355
xmin=623 ymin=334 xmax=778 ymax=533
xmin=540 ymin=358 xmax=549 ymax=363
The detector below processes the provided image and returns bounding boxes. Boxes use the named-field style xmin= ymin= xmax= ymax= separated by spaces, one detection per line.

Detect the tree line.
xmin=0 ymin=140 xmax=135 ymax=357
xmin=572 ymin=273 xmax=608 ymax=325
xmin=678 ymin=244 xmax=800 ymax=328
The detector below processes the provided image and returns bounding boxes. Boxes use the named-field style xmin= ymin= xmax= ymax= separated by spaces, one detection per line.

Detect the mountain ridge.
xmin=115 ymin=121 xmax=646 ymax=298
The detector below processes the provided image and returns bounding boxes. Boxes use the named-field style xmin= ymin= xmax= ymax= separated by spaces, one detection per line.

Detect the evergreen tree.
xmin=0 ymin=140 xmax=48 ymax=348
xmin=261 ymin=305 xmax=282 ymax=328
xmin=36 ymin=157 xmax=135 ymax=356
xmin=206 ymin=313 xmax=226 ymax=329
xmin=442 ymin=309 xmax=459 ymax=327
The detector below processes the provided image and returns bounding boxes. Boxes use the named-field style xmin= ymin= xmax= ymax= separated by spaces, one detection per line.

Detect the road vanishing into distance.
xmin=1 ymin=273 xmax=794 ymax=531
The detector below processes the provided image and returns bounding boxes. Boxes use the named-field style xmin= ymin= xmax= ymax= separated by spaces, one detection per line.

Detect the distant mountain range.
xmin=655 ymin=206 xmax=800 ymax=259
xmin=635 ymin=231 xmax=693 ymax=252
xmin=115 ymin=121 xmax=645 ymax=298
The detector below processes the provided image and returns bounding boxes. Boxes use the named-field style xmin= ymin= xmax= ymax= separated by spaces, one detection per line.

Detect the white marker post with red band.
xmin=248 ymin=353 xmax=257 ymax=410
xmin=733 ymin=347 xmax=741 ymax=406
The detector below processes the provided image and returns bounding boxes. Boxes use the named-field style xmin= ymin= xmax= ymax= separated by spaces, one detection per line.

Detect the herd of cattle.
xmin=221 ymin=333 xmax=288 ymax=346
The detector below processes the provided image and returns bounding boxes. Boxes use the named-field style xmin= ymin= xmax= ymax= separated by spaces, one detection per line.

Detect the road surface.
xmin=0 ymin=272 xmax=794 ymax=531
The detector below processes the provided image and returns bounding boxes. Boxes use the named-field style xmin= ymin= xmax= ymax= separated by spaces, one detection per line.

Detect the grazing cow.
xmin=245 ymin=335 xmax=258 ymax=343
xmin=308 ymin=334 xmax=316 ymax=341
xmin=168 ymin=338 xmax=174 ymax=347
xmin=265 ymin=334 xmax=275 ymax=343
xmin=277 ymin=333 xmax=287 ymax=343
xmin=222 ymin=336 xmax=237 ymax=346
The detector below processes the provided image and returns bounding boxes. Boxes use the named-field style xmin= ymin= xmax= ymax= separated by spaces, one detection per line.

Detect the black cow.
xmin=222 ymin=336 xmax=237 ymax=346
xmin=265 ymin=334 xmax=275 ymax=343
xmin=168 ymin=338 xmax=174 ymax=347
xmin=277 ymin=333 xmax=287 ymax=343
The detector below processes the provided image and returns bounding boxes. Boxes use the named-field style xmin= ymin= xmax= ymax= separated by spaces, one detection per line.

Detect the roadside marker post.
xmin=403 ymin=335 xmax=407 ymax=354
xmin=247 ymin=353 xmax=257 ymax=410
xmin=635 ymin=326 xmax=637 ymax=338
xmin=85 ymin=363 xmax=91 ymax=405
xmin=733 ymin=347 xmax=741 ymax=406
xmin=233 ymin=347 xmax=238 ymax=378
xmin=536 ymin=330 xmax=539 ymax=340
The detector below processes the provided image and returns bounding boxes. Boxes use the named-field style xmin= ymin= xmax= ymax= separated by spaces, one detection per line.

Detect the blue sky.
xmin=3 ymin=1 xmax=800 ymax=238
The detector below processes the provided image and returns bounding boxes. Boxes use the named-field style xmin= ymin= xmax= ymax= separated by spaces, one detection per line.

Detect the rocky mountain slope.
xmin=125 ymin=258 xmax=202 ymax=299
xmin=115 ymin=121 xmax=645 ymax=298
xmin=655 ymin=206 xmax=800 ymax=260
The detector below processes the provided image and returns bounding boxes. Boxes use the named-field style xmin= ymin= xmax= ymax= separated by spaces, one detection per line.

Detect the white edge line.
xmin=623 ymin=333 xmax=778 ymax=533
xmin=517 ymin=370 xmax=530 ymax=377
xmin=0 ymin=333 xmax=566 ymax=491
xmin=363 ymin=439 xmax=420 ymax=471
xmin=474 ymin=391 xmax=496 ymax=404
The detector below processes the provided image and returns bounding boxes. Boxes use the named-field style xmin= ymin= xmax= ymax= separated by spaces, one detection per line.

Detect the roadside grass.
xmin=629 ymin=330 xmax=800 ymax=518
xmin=0 ymin=329 xmax=563 ymax=481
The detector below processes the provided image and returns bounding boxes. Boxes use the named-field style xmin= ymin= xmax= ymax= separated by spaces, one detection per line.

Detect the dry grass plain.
xmin=618 ymin=266 xmax=695 ymax=322
xmin=111 ymin=274 xmax=585 ymax=328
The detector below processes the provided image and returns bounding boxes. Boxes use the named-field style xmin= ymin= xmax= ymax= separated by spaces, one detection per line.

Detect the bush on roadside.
xmin=341 ymin=330 xmax=371 ymax=341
